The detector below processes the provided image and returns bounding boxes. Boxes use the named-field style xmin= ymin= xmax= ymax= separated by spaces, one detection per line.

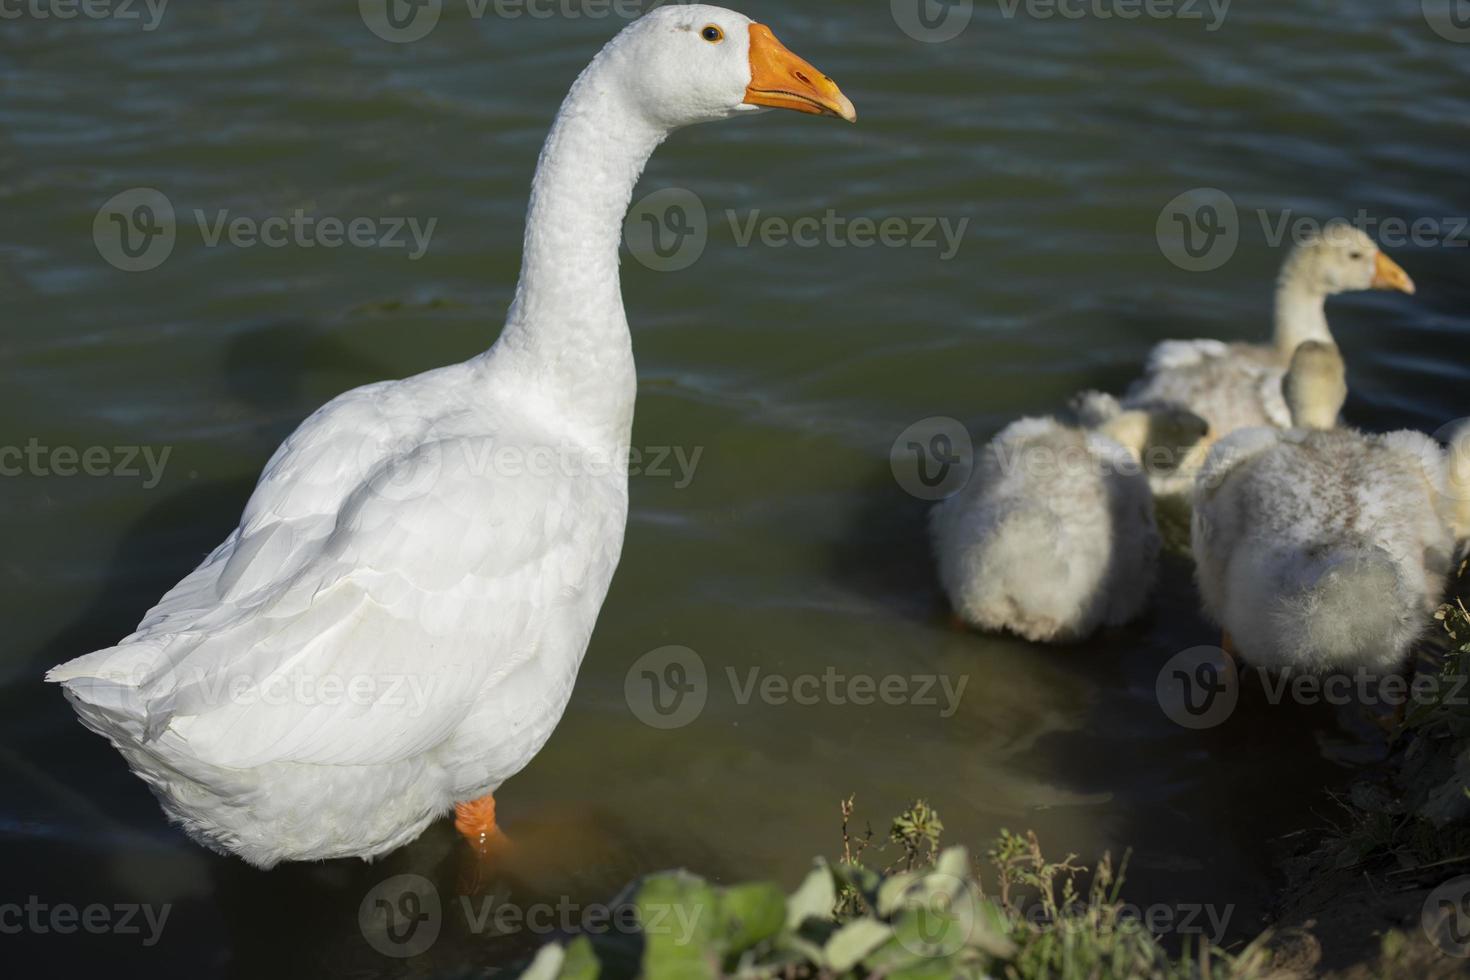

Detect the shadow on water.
xmin=827 ymin=461 xmax=951 ymax=624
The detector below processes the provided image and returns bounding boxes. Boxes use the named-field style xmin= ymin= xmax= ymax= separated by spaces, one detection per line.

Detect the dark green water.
xmin=3 ymin=0 xmax=1469 ymax=975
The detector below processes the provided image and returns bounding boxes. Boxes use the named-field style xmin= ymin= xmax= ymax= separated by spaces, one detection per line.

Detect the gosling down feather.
xmin=931 ymin=396 xmax=1207 ymax=643
xmin=1191 ymin=342 xmax=1469 ymax=675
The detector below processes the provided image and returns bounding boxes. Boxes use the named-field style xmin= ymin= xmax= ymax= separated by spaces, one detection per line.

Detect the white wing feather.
xmin=51 ymin=364 xmax=619 ymax=771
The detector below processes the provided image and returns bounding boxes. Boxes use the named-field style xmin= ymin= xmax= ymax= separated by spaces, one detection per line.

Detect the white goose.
xmin=47 ymin=6 xmax=855 ymax=868
xmin=1192 ymin=342 xmax=1469 ymax=674
xmin=1128 ymin=221 xmax=1415 ymax=494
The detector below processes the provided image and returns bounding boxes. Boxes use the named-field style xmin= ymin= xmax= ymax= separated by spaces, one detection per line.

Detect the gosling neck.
xmin=1272 ymin=260 xmax=1332 ymax=355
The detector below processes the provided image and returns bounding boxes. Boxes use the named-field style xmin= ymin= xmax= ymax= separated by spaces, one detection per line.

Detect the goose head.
xmin=1283 ymin=340 xmax=1348 ymax=431
xmin=613 ymin=5 xmax=856 ymax=129
xmin=1280 ymin=220 xmax=1415 ymax=298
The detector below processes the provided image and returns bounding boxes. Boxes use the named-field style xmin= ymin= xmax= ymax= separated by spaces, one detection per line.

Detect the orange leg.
xmin=454 ymin=794 xmax=510 ymax=852
xmin=1220 ymin=630 xmax=1239 ymax=666
xmin=454 ymin=794 xmax=511 ymax=896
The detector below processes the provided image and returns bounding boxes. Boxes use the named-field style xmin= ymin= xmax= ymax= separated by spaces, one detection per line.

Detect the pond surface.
xmin=3 ymin=0 xmax=1469 ymax=975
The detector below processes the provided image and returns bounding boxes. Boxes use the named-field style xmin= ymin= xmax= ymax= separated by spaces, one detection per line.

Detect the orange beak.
xmin=1372 ymin=251 xmax=1416 ymax=294
xmin=743 ymin=24 xmax=856 ymax=123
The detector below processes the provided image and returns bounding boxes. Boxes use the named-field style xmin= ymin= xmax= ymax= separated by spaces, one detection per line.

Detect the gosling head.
xmin=1279 ymin=220 xmax=1415 ymax=299
xmin=613 ymin=5 xmax=856 ymax=130
xmin=1283 ymin=340 xmax=1348 ymax=431
xmin=1442 ymin=420 xmax=1470 ymax=542
xmin=1073 ymin=391 xmax=1209 ymax=465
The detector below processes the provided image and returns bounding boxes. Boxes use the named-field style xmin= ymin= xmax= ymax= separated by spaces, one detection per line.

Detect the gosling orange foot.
xmin=454 ymin=794 xmax=512 ymax=895
xmin=1220 ymin=630 xmax=1239 ymax=666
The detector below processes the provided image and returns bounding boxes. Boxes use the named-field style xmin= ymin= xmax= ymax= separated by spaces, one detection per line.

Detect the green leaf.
xmin=636 ymin=872 xmax=718 ymax=980
xmin=786 ymin=862 xmax=837 ymax=929
xmin=717 ymin=882 xmax=786 ymax=954
xmin=518 ymin=943 xmax=565 ymax=980
xmin=876 ymin=870 xmax=920 ymax=917
xmin=557 ymin=936 xmax=601 ymax=980
xmin=778 ymin=931 xmax=830 ymax=968
xmin=886 ymin=956 xmax=978 ymax=980
xmin=824 ymin=918 xmax=894 ymax=972
xmin=934 ymin=846 xmax=970 ymax=884
xmin=860 ymin=935 xmax=930 ymax=973
xmin=882 ymin=957 xmax=987 ymax=980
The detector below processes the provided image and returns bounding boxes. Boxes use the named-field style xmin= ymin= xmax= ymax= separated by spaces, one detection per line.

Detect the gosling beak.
xmin=744 ymin=24 xmax=857 ymax=123
xmin=1372 ymin=252 xmax=1416 ymax=295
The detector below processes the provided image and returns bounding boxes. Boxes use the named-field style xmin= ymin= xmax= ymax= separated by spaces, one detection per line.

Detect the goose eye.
xmin=701 ymin=25 xmax=724 ymax=43
xmin=1349 ymin=251 xmax=1364 ymax=261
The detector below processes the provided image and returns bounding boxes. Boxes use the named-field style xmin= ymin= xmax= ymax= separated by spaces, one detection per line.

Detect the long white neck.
xmin=1272 ymin=258 xmax=1332 ymax=354
xmin=485 ymin=53 xmax=669 ymax=443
